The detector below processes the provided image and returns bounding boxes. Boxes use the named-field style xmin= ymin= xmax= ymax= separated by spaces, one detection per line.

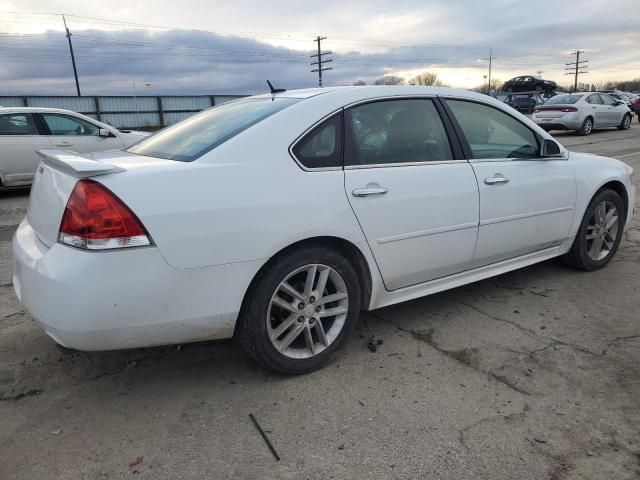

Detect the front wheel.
xmin=618 ymin=113 xmax=631 ymax=130
xmin=562 ymin=189 xmax=625 ymax=271
xmin=237 ymin=245 xmax=361 ymax=374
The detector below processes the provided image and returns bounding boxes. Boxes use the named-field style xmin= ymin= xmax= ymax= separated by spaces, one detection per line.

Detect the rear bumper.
xmin=12 ymin=218 xmax=263 ymax=351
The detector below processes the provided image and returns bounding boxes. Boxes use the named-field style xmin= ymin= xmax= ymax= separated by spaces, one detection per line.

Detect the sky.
xmin=0 ymin=0 xmax=639 ymax=95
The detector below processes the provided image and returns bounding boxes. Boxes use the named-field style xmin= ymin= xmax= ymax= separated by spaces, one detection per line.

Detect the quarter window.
xmin=0 ymin=113 xmax=38 ymax=135
xmin=344 ymin=99 xmax=453 ymax=166
xmin=42 ymin=113 xmax=100 ymax=136
xmin=292 ymin=113 xmax=342 ymax=169
xmin=447 ymin=100 xmax=540 ymax=159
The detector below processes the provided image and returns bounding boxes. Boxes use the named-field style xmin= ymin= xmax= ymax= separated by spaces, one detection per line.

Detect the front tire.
xmin=618 ymin=113 xmax=631 ymax=130
xmin=577 ymin=117 xmax=593 ymax=136
xmin=237 ymin=245 xmax=361 ymax=374
xmin=562 ymin=189 xmax=625 ymax=271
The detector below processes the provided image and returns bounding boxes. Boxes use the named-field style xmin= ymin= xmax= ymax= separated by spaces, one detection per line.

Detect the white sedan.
xmin=0 ymin=107 xmax=149 ymax=187
xmin=12 ymin=86 xmax=635 ymax=374
xmin=532 ymin=92 xmax=632 ymax=135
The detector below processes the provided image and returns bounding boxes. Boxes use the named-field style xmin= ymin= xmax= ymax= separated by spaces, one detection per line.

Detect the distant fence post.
xmin=22 ymin=97 xmax=28 ymax=107
xmin=210 ymin=96 xmax=216 ymax=107
xmin=157 ymin=96 xmax=164 ymax=127
xmin=94 ymin=97 xmax=101 ymax=121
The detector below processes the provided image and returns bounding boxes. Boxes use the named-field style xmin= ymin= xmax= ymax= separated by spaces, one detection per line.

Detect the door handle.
xmin=55 ymin=142 xmax=72 ymax=147
xmin=484 ymin=175 xmax=509 ymax=185
xmin=352 ymin=186 xmax=388 ymax=197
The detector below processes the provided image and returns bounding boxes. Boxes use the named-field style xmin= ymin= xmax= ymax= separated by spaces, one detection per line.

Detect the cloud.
xmin=0 ymin=0 xmax=638 ymax=94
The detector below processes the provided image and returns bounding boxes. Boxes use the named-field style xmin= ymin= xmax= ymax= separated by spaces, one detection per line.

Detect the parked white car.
xmin=532 ymin=92 xmax=632 ymax=135
xmin=12 ymin=86 xmax=635 ymax=374
xmin=0 ymin=107 xmax=149 ymax=187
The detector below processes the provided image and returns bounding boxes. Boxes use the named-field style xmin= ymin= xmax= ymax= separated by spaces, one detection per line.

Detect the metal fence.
xmin=0 ymin=95 xmax=246 ymax=130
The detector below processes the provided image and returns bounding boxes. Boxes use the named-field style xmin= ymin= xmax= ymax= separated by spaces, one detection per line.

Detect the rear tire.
xmin=562 ymin=189 xmax=625 ymax=271
xmin=577 ymin=117 xmax=593 ymax=136
xmin=237 ymin=245 xmax=361 ymax=375
xmin=618 ymin=113 xmax=631 ymax=130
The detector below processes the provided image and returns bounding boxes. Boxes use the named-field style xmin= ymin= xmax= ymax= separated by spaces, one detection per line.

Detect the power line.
xmin=310 ymin=36 xmax=332 ymax=87
xmin=565 ymin=50 xmax=588 ymax=92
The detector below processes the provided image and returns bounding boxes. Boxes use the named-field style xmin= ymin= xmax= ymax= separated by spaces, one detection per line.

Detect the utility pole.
xmin=62 ymin=15 xmax=81 ymax=96
xmin=486 ymin=48 xmax=496 ymax=93
xmin=565 ymin=50 xmax=588 ymax=92
xmin=310 ymin=36 xmax=332 ymax=87
xmin=536 ymin=70 xmax=544 ymax=77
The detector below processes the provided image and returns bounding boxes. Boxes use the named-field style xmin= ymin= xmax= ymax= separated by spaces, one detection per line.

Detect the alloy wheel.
xmin=267 ymin=264 xmax=349 ymax=359
xmin=585 ymin=201 xmax=619 ymax=261
xmin=584 ymin=118 xmax=593 ymax=135
xmin=623 ymin=115 xmax=631 ymax=129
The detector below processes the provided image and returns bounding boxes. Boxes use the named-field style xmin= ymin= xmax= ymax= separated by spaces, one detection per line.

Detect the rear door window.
xmin=0 ymin=113 xmax=38 ymax=135
xmin=344 ymin=99 xmax=453 ymax=166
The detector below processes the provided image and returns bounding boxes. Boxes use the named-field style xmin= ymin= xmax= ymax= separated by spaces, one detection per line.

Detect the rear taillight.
xmin=536 ymin=107 xmax=577 ymax=113
xmin=534 ymin=108 xmax=541 ymax=113
xmin=59 ymin=179 xmax=152 ymax=250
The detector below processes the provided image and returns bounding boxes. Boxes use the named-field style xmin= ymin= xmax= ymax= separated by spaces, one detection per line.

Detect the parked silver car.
xmin=0 ymin=107 xmax=149 ymax=187
xmin=532 ymin=92 xmax=632 ymax=135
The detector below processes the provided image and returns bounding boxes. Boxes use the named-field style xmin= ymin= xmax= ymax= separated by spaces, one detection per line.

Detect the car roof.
xmin=0 ymin=106 xmax=84 ymax=114
xmin=254 ymin=85 xmax=495 ymax=104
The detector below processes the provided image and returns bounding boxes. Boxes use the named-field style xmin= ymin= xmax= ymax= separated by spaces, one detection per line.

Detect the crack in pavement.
xmin=458 ymin=405 xmax=529 ymax=451
xmin=456 ymin=300 xmax=603 ymax=358
xmin=368 ymin=311 xmax=532 ymax=396
xmin=0 ymin=389 xmax=43 ymax=402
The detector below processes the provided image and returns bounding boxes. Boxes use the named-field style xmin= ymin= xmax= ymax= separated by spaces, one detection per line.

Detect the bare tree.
xmin=408 ymin=72 xmax=443 ymax=86
xmin=373 ymin=75 xmax=405 ymax=85
xmin=353 ymin=79 xmax=367 ymax=86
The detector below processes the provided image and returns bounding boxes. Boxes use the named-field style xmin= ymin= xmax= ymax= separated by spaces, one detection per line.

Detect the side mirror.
xmin=614 ymin=100 xmax=624 ymax=106
xmin=99 ymin=128 xmax=111 ymax=138
xmin=541 ymin=138 xmax=563 ymax=158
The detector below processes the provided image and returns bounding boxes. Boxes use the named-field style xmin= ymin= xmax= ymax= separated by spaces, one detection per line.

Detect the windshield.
xmin=128 ymin=97 xmax=299 ymax=161
xmin=545 ymin=94 xmax=583 ymax=105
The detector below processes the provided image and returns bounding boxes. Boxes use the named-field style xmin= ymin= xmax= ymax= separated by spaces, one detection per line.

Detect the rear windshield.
xmin=128 ymin=97 xmax=299 ymax=161
xmin=545 ymin=94 xmax=583 ymax=105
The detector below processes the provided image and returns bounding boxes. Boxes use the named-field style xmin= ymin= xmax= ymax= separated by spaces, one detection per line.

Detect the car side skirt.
xmin=370 ymin=245 xmax=563 ymax=310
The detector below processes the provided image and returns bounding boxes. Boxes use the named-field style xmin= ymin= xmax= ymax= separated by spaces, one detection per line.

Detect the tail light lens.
xmin=59 ymin=179 xmax=152 ymax=250
xmin=534 ymin=108 xmax=541 ymax=113
xmin=536 ymin=107 xmax=578 ymax=113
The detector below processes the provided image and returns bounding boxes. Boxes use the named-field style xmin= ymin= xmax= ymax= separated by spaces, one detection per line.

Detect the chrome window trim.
xmin=345 ymin=159 xmax=467 ymax=170
xmin=342 ymin=94 xmax=437 ymax=110
xmin=468 ymin=154 xmax=569 ymax=163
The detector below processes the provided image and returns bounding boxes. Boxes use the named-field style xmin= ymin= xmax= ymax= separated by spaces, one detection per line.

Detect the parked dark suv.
xmin=503 ymin=75 xmax=557 ymax=93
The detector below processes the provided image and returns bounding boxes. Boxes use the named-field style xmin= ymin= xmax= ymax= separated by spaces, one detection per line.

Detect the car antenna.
xmin=267 ymin=80 xmax=286 ymax=96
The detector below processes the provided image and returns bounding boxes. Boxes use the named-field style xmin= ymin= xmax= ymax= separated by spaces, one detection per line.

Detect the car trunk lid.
xmin=26 ymin=149 xmax=163 ymax=247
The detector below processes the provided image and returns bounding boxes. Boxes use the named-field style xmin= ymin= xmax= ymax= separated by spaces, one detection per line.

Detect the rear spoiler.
xmin=37 ymin=149 xmax=124 ymax=178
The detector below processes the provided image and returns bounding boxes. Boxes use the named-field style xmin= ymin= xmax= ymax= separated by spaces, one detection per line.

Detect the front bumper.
xmin=12 ymin=218 xmax=264 ymax=351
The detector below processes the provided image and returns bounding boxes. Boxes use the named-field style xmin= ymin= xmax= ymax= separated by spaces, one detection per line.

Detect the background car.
xmin=12 ymin=86 xmax=635 ymax=375
xmin=532 ymin=92 xmax=632 ymax=135
xmin=503 ymin=75 xmax=557 ymax=93
xmin=501 ymin=92 xmax=546 ymax=113
xmin=0 ymin=107 xmax=149 ymax=187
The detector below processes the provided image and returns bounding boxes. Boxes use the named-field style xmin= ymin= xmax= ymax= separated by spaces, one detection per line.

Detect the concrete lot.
xmin=1 ymin=124 xmax=639 ymax=479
